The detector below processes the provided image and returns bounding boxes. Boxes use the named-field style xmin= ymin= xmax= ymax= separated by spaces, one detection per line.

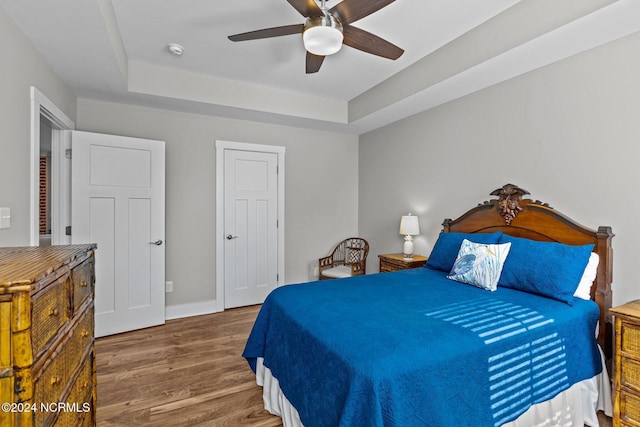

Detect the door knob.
xmin=149 ymin=239 xmax=163 ymax=245
xmin=226 ymin=234 xmax=238 ymax=240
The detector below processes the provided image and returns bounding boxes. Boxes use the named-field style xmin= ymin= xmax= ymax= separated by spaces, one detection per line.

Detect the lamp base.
xmin=403 ymin=240 xmax=414 ymax=260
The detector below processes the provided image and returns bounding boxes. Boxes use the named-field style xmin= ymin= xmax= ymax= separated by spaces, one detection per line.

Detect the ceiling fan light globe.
xmin=303 ymin=15 xmax=343 ymax=56
xmin=303 ymin=26 xmax=343 ymax=56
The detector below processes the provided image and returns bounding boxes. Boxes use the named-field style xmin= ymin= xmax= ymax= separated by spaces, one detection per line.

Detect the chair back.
xmin=337 ymin=238 xmax=369 ymax=265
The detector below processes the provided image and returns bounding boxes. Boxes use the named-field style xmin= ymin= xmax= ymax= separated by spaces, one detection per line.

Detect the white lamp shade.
xmin=303 ymin=26 xmax=343 ymax=56
xmin=399 ymin=214 xmax=420 ymax=236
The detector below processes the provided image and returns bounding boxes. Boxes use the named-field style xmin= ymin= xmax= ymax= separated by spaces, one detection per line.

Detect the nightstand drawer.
xmin=621 ymin=356 xmax=640 ymax=393
xmin=622 ymin=321 xmax=640 ymax=358
xmin=378 ymin=254 xmax=427 ymax=272
xmin=380 ymin=257 xmax=406 ymax=272
xmin=620 ymin=388 xmax=640 ymax=425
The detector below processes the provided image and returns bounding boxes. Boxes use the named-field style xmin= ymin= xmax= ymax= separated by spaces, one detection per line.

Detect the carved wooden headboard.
xmin=441 ymin=184 xmax=614 ymax=357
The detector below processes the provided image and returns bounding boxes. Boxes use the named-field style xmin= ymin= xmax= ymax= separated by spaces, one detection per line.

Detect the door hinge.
xmin=277 ymin=274 xmax=279 ymax=282
xmin=65 ymin=149 xmax=72 ymax=160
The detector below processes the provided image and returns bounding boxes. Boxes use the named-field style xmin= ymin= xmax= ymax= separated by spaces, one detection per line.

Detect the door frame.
xmin=29 ymin=87 xmax=75 ymax=246
xmin=215 ymin=140 xmax=285 ymax=312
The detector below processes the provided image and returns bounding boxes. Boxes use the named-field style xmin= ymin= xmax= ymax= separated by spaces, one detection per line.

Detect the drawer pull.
xmin=51 ymin=375 xmax=62 ymax=386
xmin=80 ymin=281 xmax=88 ymax=287
xmin=81 ymin=330 xmax=90 ymax=338
xmin=49 ymin=307 xmax=60 ymax=317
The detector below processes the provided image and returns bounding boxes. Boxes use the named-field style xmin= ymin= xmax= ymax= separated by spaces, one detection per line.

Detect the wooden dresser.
xmin=378 ymin=253 xmax=428 ymax=272
xmin=612 ymin=300 xmax=640 ymax=427
xmin=0 ymin=244 xmax=96 ymax=427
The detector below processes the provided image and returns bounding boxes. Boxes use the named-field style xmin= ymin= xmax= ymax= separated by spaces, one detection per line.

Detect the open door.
xmin=72 ymin=131 xmax=165 ymax=337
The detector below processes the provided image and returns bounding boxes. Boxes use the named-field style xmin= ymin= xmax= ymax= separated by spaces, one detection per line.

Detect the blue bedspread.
xmin=243 ymin=268 xmax=602 ymax=427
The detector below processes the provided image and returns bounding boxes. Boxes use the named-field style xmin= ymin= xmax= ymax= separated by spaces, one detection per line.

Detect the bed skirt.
xmin=254 ymin=347 xmax=612 ymax=427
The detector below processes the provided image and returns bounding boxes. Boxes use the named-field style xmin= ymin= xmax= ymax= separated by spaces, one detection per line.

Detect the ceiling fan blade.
xmin=228 ymin=24 xmax=304 ymax=42
xmin=330 ymin=0 xmax=396 ymax=25
xmin=342 ymin=25 xmax=404 ymax=60
xmin=306 ymin=52 xmax=325 ymax=74
xmin=287 ymin=0 xmax=324 ymax=18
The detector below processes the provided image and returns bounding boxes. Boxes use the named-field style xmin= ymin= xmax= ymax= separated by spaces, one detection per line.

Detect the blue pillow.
xmin=497 ymin=234 xmax=594 ymax=305
xmin=425 ymin=231 xmax=502 ymax=272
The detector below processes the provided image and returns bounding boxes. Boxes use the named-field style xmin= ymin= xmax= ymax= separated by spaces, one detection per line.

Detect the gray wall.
xmin=0 ymin=6 xmax=77 ymax=246
xmin=359 ymin=31 xmax=640 ymax=307
xmin=4 ymin=0 xmax=639 ymax=315
xmin=76 ymin=99 xmax=359 ymax=311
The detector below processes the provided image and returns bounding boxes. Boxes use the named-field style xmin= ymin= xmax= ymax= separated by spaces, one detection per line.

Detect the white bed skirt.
xmin=254 ymin=347 xmax=612 ymax=427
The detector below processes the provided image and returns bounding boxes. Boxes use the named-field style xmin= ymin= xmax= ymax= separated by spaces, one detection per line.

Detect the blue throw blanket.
xmin=243 ymin=268 xmax=602 ymax=427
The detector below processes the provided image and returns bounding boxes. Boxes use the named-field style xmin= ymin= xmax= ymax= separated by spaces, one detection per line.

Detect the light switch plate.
xmin=0 ymin=208 xmax=10 ymax=229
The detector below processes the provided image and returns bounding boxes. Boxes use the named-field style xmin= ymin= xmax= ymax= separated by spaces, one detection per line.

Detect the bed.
xmin=243 ymin=184 xmax=614 ymax=427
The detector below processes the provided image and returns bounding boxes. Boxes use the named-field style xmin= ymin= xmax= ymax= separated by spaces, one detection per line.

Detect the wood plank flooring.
xmin=96 ymin=305 xmax=613 ymax=427
xmin=95 ymin=305 xmax=282 ymax=426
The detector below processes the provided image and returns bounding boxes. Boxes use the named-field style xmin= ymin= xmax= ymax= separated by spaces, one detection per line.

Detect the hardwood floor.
xmin=95 ymin=305 xmax=281 ymax=426
xmin=96 ymin=305 xmax=613 ymax=427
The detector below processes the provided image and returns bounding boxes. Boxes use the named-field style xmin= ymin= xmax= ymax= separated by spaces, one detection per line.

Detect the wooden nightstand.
xmin=612 ymin=300 xmax=640 ymax=426
xmin=378 ymin=253 xmax=427 ymax=273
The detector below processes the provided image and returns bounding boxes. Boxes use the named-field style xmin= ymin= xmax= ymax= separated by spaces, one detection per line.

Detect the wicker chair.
xmin=318 ymin=238 xmax=369 ymax=280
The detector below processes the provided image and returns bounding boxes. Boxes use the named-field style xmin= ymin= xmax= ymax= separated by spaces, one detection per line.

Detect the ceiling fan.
xmin=228 ymin=0 xmax=404 ymax=74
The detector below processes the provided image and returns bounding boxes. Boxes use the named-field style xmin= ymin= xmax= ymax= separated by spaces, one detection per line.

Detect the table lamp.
xmin=399 ymin=213 xmax=420 ymax=259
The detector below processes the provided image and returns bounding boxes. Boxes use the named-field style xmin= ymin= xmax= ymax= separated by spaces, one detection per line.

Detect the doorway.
xmin=30 ymin=89 xmax=167 ymax=337
xmin=29 ymin=87 xmax=74 ymax=246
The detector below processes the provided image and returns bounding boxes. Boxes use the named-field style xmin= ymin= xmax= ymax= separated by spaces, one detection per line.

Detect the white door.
xmin=71 ymin=131 xmax=165 ymax=337
xmin=223 ymin=149 xmax=279 ymax=308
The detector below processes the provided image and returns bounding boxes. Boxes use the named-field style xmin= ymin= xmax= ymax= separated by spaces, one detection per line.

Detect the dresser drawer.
xmin=57 ymin=356 xmax=93 ymax=427
xmin=32 ymin=275 xmax=71 ymax=359
xmin=66 ymin=307 xmax=94 ymax=373
xmin=71 ymin=257 xmax=94 ymax=312
xmin=33 ymin=352 xmax=66 ymax=426
xmin=69 ymin=356 xmax=93 ymax=411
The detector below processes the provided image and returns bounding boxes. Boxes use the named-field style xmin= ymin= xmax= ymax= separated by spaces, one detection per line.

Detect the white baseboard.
xmin=165 ymin=299 xmax=221 ymax=320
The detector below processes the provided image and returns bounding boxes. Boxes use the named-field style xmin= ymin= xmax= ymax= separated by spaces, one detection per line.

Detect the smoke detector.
xmin=167 ymin=43 xmax=184 ymax=56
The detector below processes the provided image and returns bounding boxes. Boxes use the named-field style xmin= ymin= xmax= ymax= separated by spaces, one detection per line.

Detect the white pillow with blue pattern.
xmin=447 ymin=239 xmax=512 ymax=291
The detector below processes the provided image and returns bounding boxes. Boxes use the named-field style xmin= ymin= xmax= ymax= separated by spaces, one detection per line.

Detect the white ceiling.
xmin=2 ymin=0 xmax=640 ymax=134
